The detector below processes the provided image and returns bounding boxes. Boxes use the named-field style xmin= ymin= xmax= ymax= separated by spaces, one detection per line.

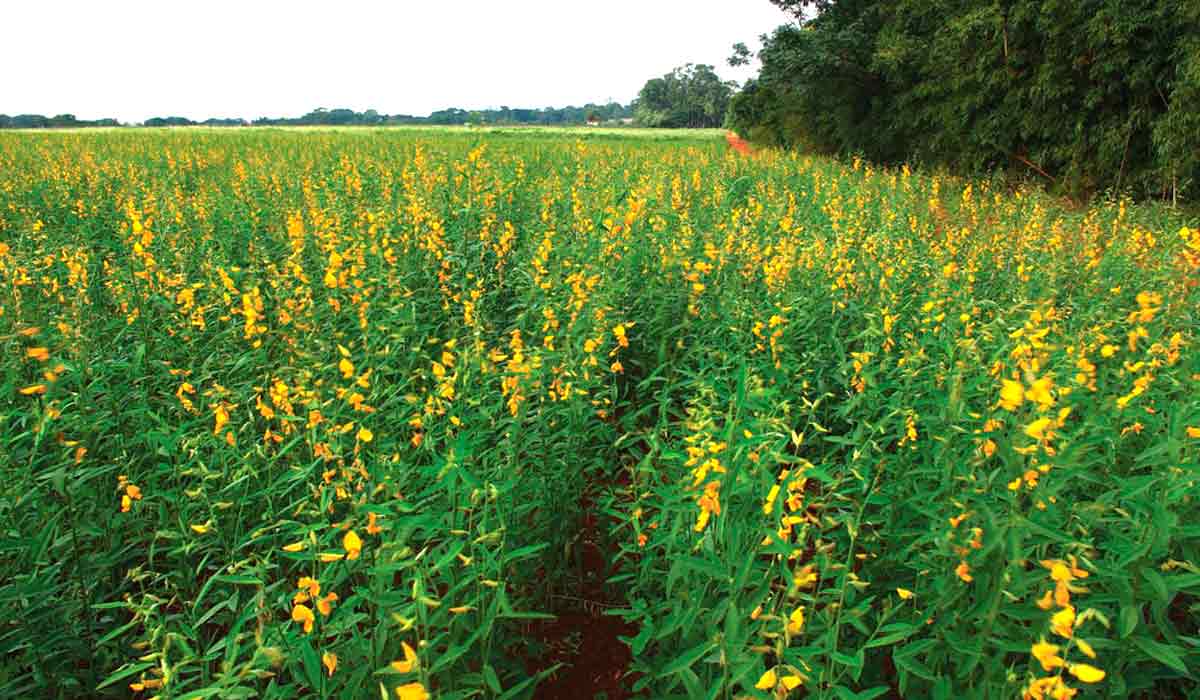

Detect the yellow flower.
xmin=999 ymin=379 xmax=1024 ymax=411
xmin=190 ymin=522 xmax=211 ymax=534
xmin=763 ymin=484 xmax=780 ymax=515
xmin=343 ymin=529 xmax=362 ymax=560
xmin=956 ymin=561 xmax=973 ymax=582
xmin=1031 ymin=641 xmax=1064 ymax=670
xmin=357 ymin=427 xmax=374 ymax=443
xmin=781 ymin=674 xmax=803 ymax=690
xmin=1187 ymin=426 xmax=1200 ymax=439
xmin=1051 ymin=605 xmax=1075 ymax=638
xmin=339 ymin=357 xmax=355 ymax=379
xmin=896 ymin=588 xmax=914 ymax=600
xmin=283 ymin=540 xmax=306 ymax=552
xmin=322 ymin=651 xmax=338 ymax=677
xmin=786 ymin=606 xmax=805 ymax=635
xmin=317 ymin=592 xmax=338 ymax=617
xmin=292 ymin=604 xmax=315 ymax=634
xmin=1024 ymin=417 xmax=1054 ymax=441
xmin=213 ymin=403 xmax=229 ymax=435
xmin=25 ymin=347 xmax=50 ymax=362
xmin=755 ymin=668 xmax=777 ymax=690
xmin=19 ymin=384 xmax=47 ymax=396
xmin=395 ymin=682 xmax=429 ymax=700
xmin=1068 ymin=663 xmax=1105 ymax=683
xmin=390 ymin=641 xmax=420 ymax=673
xmin=1025 ymin=377 xmax=1055 ymax=409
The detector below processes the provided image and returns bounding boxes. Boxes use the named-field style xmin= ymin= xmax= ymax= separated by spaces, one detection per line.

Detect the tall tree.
xmin=635 ymin=64 xmax=737 ymax=128
xmin=730 ymin=0 xmax=1200 ymax=200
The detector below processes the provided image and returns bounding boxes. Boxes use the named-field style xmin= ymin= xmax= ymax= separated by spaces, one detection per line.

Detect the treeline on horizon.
xmin=0 ymin=102 xmax=634 ymax=130
xmin=729 ymin=0 xmax=1200 ymax=201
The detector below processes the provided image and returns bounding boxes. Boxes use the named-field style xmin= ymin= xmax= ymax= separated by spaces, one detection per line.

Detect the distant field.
xmin=0 ymin=128 xmax=1196 ymax=699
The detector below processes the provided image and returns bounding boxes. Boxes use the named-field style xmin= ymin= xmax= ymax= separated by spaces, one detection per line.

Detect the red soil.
xmin=726 ymin=131 xmax=753 ymax=156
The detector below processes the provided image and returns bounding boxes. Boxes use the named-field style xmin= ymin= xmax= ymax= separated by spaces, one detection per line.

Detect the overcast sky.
xmin=2 ymin=1 xmax=796 ymax=123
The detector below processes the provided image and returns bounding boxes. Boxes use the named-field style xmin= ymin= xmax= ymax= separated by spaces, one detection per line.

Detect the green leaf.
xmin=1132 ymin=636 xmax=1190 ymax=675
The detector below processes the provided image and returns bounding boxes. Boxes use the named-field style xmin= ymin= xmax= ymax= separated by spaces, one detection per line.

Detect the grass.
xmin=0 ymin=127 xmax=1197 ymax=700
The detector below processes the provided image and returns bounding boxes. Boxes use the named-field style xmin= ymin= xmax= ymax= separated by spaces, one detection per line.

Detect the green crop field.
xmin=0 ymin=127 xmax=1197 ymax=699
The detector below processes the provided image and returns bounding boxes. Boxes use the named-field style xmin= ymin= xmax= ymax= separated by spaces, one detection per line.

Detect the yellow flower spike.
xmin=755 ymin=668 xmax=777 ymax=690
xmin=395 ymin=682 xmax=429 ymax=700
xmin=322 ymin=651 xmax=338 ymax=677
xmin=391 ymin=641 xmax=420 ymax=673
xmin=1068 ymin=663 xmax=1106 ymax=683
xmin=343 ymin=529 xmax=363 ymax=560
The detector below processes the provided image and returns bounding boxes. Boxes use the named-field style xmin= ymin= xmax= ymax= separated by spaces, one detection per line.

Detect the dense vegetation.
xmin=729 ymin=0 xmax=1200 ymax=201
xmin=633 ymin=64 xmax=737 ymax=128
xmin=1 ymin=128 xmax=1197 ymax=699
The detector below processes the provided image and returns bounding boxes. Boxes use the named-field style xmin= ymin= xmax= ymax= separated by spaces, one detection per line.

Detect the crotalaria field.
xmin=1 ymin=128 xmax=1197 ymax=699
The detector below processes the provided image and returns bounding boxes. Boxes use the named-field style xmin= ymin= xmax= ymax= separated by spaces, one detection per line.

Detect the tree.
xmin=634 ymin=64 xmax=736 ymax=128
xmin=728 ymin=0 xmax=1200 ymax=200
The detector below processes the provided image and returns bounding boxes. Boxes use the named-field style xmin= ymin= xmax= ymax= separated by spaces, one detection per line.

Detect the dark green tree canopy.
xmin=634 ymin=64 xmax=736 ymax=128
xmin=730 ymin=0 xmax=1200 ymax=201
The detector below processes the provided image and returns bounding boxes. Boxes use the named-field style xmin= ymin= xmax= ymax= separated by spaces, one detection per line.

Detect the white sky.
xmin=2 ymin=0 xmax=796 ymax=123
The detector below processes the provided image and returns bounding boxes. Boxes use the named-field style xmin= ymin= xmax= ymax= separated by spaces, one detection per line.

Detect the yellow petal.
xmin=395 ymin=682 xmax=429 ymax=700
xmin=282 ymin=540 xmax=305 ymax=552
xmin=896 ymin=588 xmax=914 ymax=600
xmin=322 ymin=651 xmax=338 ymax=677
xmin=755 ymin=669 xmax=777 ymax=690
xmin=781 ymin=674 xmax=803 ymax=690
xmin=390 ymin=641 xmax=419 ymax=673
xmin=1069 ymin=663 xmax=1106 ymax=683
xmin=357 ymin=427 xmax=374 ymax=443
xmin=190 ymin=522 xmax=211 ymax=534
